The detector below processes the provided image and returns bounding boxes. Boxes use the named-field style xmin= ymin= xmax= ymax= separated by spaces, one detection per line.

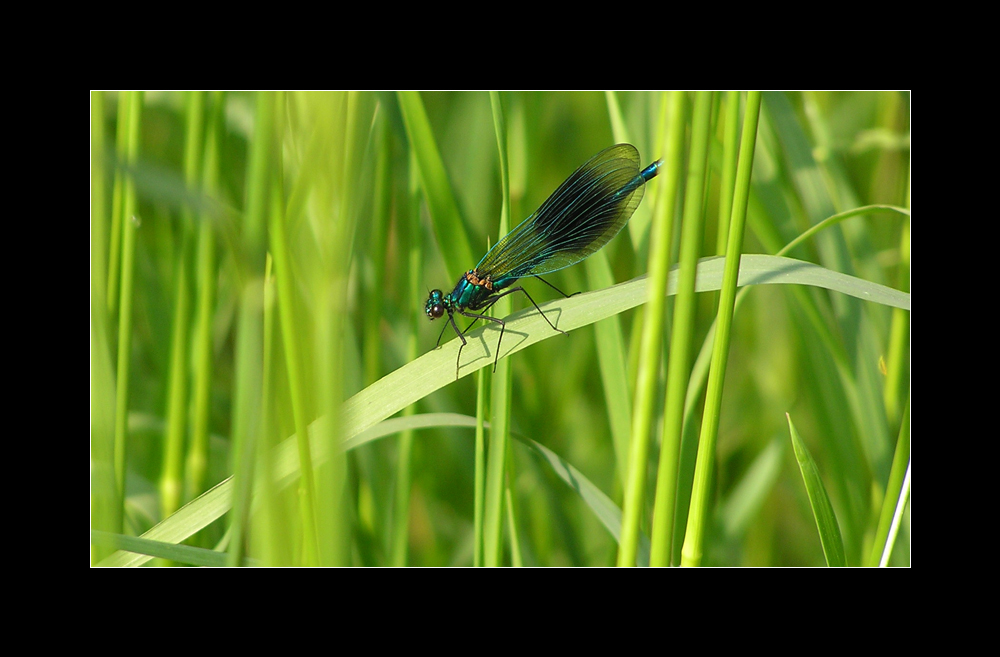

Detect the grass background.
xmin=91 ymin=90 xmax=910 ymax=566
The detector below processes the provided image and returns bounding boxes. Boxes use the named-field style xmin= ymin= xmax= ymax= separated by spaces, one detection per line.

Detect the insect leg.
xmin=445 ymin=311 xmax=469 ymax=380
xmin=482 ymin=286 xmax=569 ymax=338
xmin=533 ymin=275 xmax=580 ymax=299
xmin=456 ymin=309 xmax=507 ymax=374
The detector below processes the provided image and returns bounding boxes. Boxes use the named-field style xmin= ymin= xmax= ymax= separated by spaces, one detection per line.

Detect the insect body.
xmin=426 ymin=143 xmax=661 ymax=379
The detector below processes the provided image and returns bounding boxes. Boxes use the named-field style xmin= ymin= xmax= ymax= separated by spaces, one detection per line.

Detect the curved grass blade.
xmin=100 ymin=413 xmax=651 ymax=566
xmin=98 ymin=255 xmax=908 ymax=565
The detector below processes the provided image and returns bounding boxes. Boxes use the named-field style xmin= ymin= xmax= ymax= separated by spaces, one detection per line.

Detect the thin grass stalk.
xmin=187 ymin=90 xmax=223 ymax=504
xmin=681 ymin=90 xmax=761 ymax=567
xmin=106 ymin=90 xmax=131 ymax=315
xmin=673 ymin=203 xmax=908 ymax=564
xmin=315 ymin=90 xmax=365 ymax=566
xmin=505 ymin=444 xmax=523 ymax=567
xmin=227 ymin=90 xmax=273 ymax=566
xmin=484 ymin=90 xmax=512 ymax=567
xmin=364 ymin=105 xmax=391 ymax=387
xmin=716 ymin=91 xmax=741 ymax=256
xmin=868 ymin=392 xmax=910 ymax=566
xmin=391 ymin=142 xmax=423 ymax=567
xmin=616 ymin=89 xmax=686 ymax=567
xmin=269 ymin=93 xmax=320 ymax=565
xmin=473 ymin=365 xmax=488 ymax=566
xmin=91 ymin=90 xmax=116 ymax=563
xmin=883 ymin=174 xmax=910 ymax=429
xmin=587 ymin=251 xmax=633 ymax=484
xmin=254 ymin=254 xmax=283 ymax=565
xmin=92 ymin=91 xmax=108 ymax=314
xmin=161 ymin=90 xmax=204 ymax=521
xmin=594 ymin=91 xmax=642 ymax=489
xmin=397 ymin=90 xmax=475 ymax=280
xmin=648 ymin=90 xmax=713 ymax=566
xmin=112 ymin=90 xmax=143 ymax=534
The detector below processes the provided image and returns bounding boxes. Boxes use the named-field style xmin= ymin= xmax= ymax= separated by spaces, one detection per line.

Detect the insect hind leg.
xmin=533 ymin=275 xmax=580 ymax=299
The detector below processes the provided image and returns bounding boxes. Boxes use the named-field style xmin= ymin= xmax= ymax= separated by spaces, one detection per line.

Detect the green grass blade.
xmin=91 ymin=91 xmax=116 ymax=563
xmin=227 ymin=90 xmax=273 ymax=566
xmin=91 ymin=530 xmax=247 ymax=567
xmin=112 ymin=90 xmax=143 ymax=534
xmin=354 ymin=413 xmax=652 ymax=566
xmin=869 ymin=393 xmax=910 ymax=566
xmin=682 ymin=90 xmax=761 ymax=567
xmin=96 ymin=253 xmax=907 ymax=566
xmin=879 ymin=460 xmax=910 ymax=567
xmin=484 ymin=90 xmax=513 ymax=567
xmin=161 ymin=90 xmax=204 ymax=521
xmin=97 ymin=476 xmax=234 ymax=567
xmin=186 ymin=90 xmax=223 ymax=504
xmin=397 ymin=90 xmax=475 ymax=280
xmin=390 ymin=146 xmax=424 ymax=567
xmin=648 ymin=90 xmax=712 ymax=566
xmin=786 ymin=413 xmax=847 ymax=567
xmin=341 ymin=254 xmax=910 ymax=445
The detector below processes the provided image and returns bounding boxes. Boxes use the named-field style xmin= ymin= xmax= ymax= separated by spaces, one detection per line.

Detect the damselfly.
xmin=426 ymin=143 xmax=661 ymax=379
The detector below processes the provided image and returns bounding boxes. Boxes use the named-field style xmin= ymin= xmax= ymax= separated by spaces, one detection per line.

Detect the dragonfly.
xmin=426 ymin=143 xmax=662 ymax=380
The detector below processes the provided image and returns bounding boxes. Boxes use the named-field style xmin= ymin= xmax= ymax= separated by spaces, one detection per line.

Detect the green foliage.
xmin=92 ymin=91 xmax=910 ymax=566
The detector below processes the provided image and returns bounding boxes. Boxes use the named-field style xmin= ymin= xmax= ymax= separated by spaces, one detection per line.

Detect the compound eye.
xmin=429 ymin=303 xmax=445 ymax=319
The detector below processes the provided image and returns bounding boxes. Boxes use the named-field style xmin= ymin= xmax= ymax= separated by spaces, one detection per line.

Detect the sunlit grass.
xmin=91 ymin=90 xmax=910 ymax=566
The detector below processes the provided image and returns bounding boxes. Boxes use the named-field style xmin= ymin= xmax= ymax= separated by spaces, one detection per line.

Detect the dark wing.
xmin=476 ymin=144 xmax=646 ymax=281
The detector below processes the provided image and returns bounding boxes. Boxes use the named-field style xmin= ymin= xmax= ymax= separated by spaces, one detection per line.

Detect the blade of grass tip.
xmin=227 ymin=90 xmax=274 ymax=567
xmin=396 ymin=90 xmax=475 ymax=280
xmin=91 ymin=530 xmax=245 ymax=567
xmin=187 ymin=90 xmax=224 ymax=505
xmin=112 ymin=90 xmax=143 ymax=535
xmin=869 ymin=393 xmax=910 ymax=566
xmin=91 ymin=90 xmax=117 ymax=563
xmin=617 ymin=89 xmax=685 ymax=567
xmin=681 ymin=90 xmax=761 ymax=567
xmin=161 ymin=90 xmax=204 ymax=524
xmin=786 ymin=413 xmax=847 ymax=567
xmin=484 ymin=90 xmax=512 ymax=567
xmin=391 ymin=146 xmax=424 ymax=567
xmin=649 ymin=90 xmax=713 ymax=567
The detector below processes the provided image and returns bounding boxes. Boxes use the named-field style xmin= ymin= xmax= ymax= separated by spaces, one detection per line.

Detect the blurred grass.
xmin=91 ymin=91 xmax=910 ymax=566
